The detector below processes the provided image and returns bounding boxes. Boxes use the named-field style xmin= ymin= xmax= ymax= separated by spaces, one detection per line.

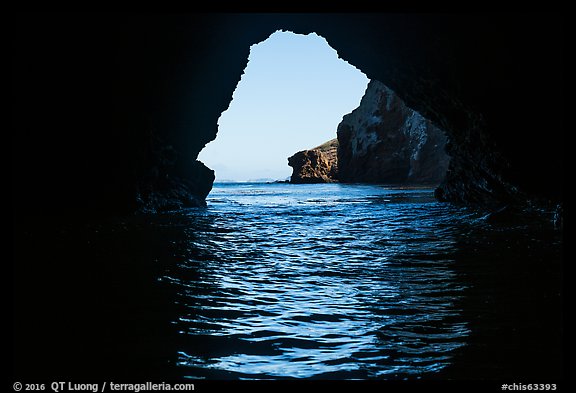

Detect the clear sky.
xmin=198 ymin=31 xmax=369 ymax=182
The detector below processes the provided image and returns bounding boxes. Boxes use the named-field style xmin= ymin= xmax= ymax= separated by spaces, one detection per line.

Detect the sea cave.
xmin=12 ymin=12 xmax=563 ymax=386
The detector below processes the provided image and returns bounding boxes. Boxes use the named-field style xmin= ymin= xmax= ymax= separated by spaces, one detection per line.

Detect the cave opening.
xmin=198 ymin=30 xmax=450 ymax=188
xmin=197 ymin=30 xmax=369 ymax=182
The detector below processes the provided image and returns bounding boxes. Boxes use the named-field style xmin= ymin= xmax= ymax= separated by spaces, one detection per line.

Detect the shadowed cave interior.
xmin=11 ymin=13 xmax=563 ymax=215
xmin=12 ymin=13 xmax=563 ymax=380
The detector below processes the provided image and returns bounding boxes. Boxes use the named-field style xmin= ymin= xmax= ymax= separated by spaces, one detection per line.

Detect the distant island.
xmin=214 ymin=177 xmax=290 ymax=184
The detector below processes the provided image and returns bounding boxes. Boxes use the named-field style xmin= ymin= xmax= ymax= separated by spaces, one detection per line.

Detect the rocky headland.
xmin=288 ymin=139 xmax=338 ymax=184
xmin=289 ymin=80 xmax=450 ymax=186
xmin=337 ymin=80 xmax=450 ymax=185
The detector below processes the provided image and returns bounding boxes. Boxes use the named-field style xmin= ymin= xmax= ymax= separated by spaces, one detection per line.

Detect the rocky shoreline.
xmin=288 ymin=139 xmax=338 ymax=184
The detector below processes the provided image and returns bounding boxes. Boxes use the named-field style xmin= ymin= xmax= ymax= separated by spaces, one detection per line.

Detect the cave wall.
xmin=11 ymin=13 xmax=563 ymax=215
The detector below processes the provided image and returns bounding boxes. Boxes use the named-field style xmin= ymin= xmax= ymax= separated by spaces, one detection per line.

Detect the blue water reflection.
xmin=163 ymin=183 xmax=473 ymax=379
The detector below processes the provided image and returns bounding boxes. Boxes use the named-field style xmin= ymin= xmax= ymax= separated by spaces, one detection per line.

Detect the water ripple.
xmin=164 ymin=183 xmax=474 ymax=379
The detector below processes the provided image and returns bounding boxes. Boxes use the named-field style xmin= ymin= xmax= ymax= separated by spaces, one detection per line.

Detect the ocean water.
xmin=154 ymin=183 xmax=562 ymax=379
xmin=13 ymin=183 xmax=562 ymax=380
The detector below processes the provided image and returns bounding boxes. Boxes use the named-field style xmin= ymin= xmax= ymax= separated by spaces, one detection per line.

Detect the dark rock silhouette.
xmin=337 ymin=80 xmax=450 ymax=185
xmin=134 ymin=130 xmax=214 ymax=212
xmin=288 ymin=139 xmax=338 ymax=183
xmin=12 ymin=13 xmax=562 ymax=214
